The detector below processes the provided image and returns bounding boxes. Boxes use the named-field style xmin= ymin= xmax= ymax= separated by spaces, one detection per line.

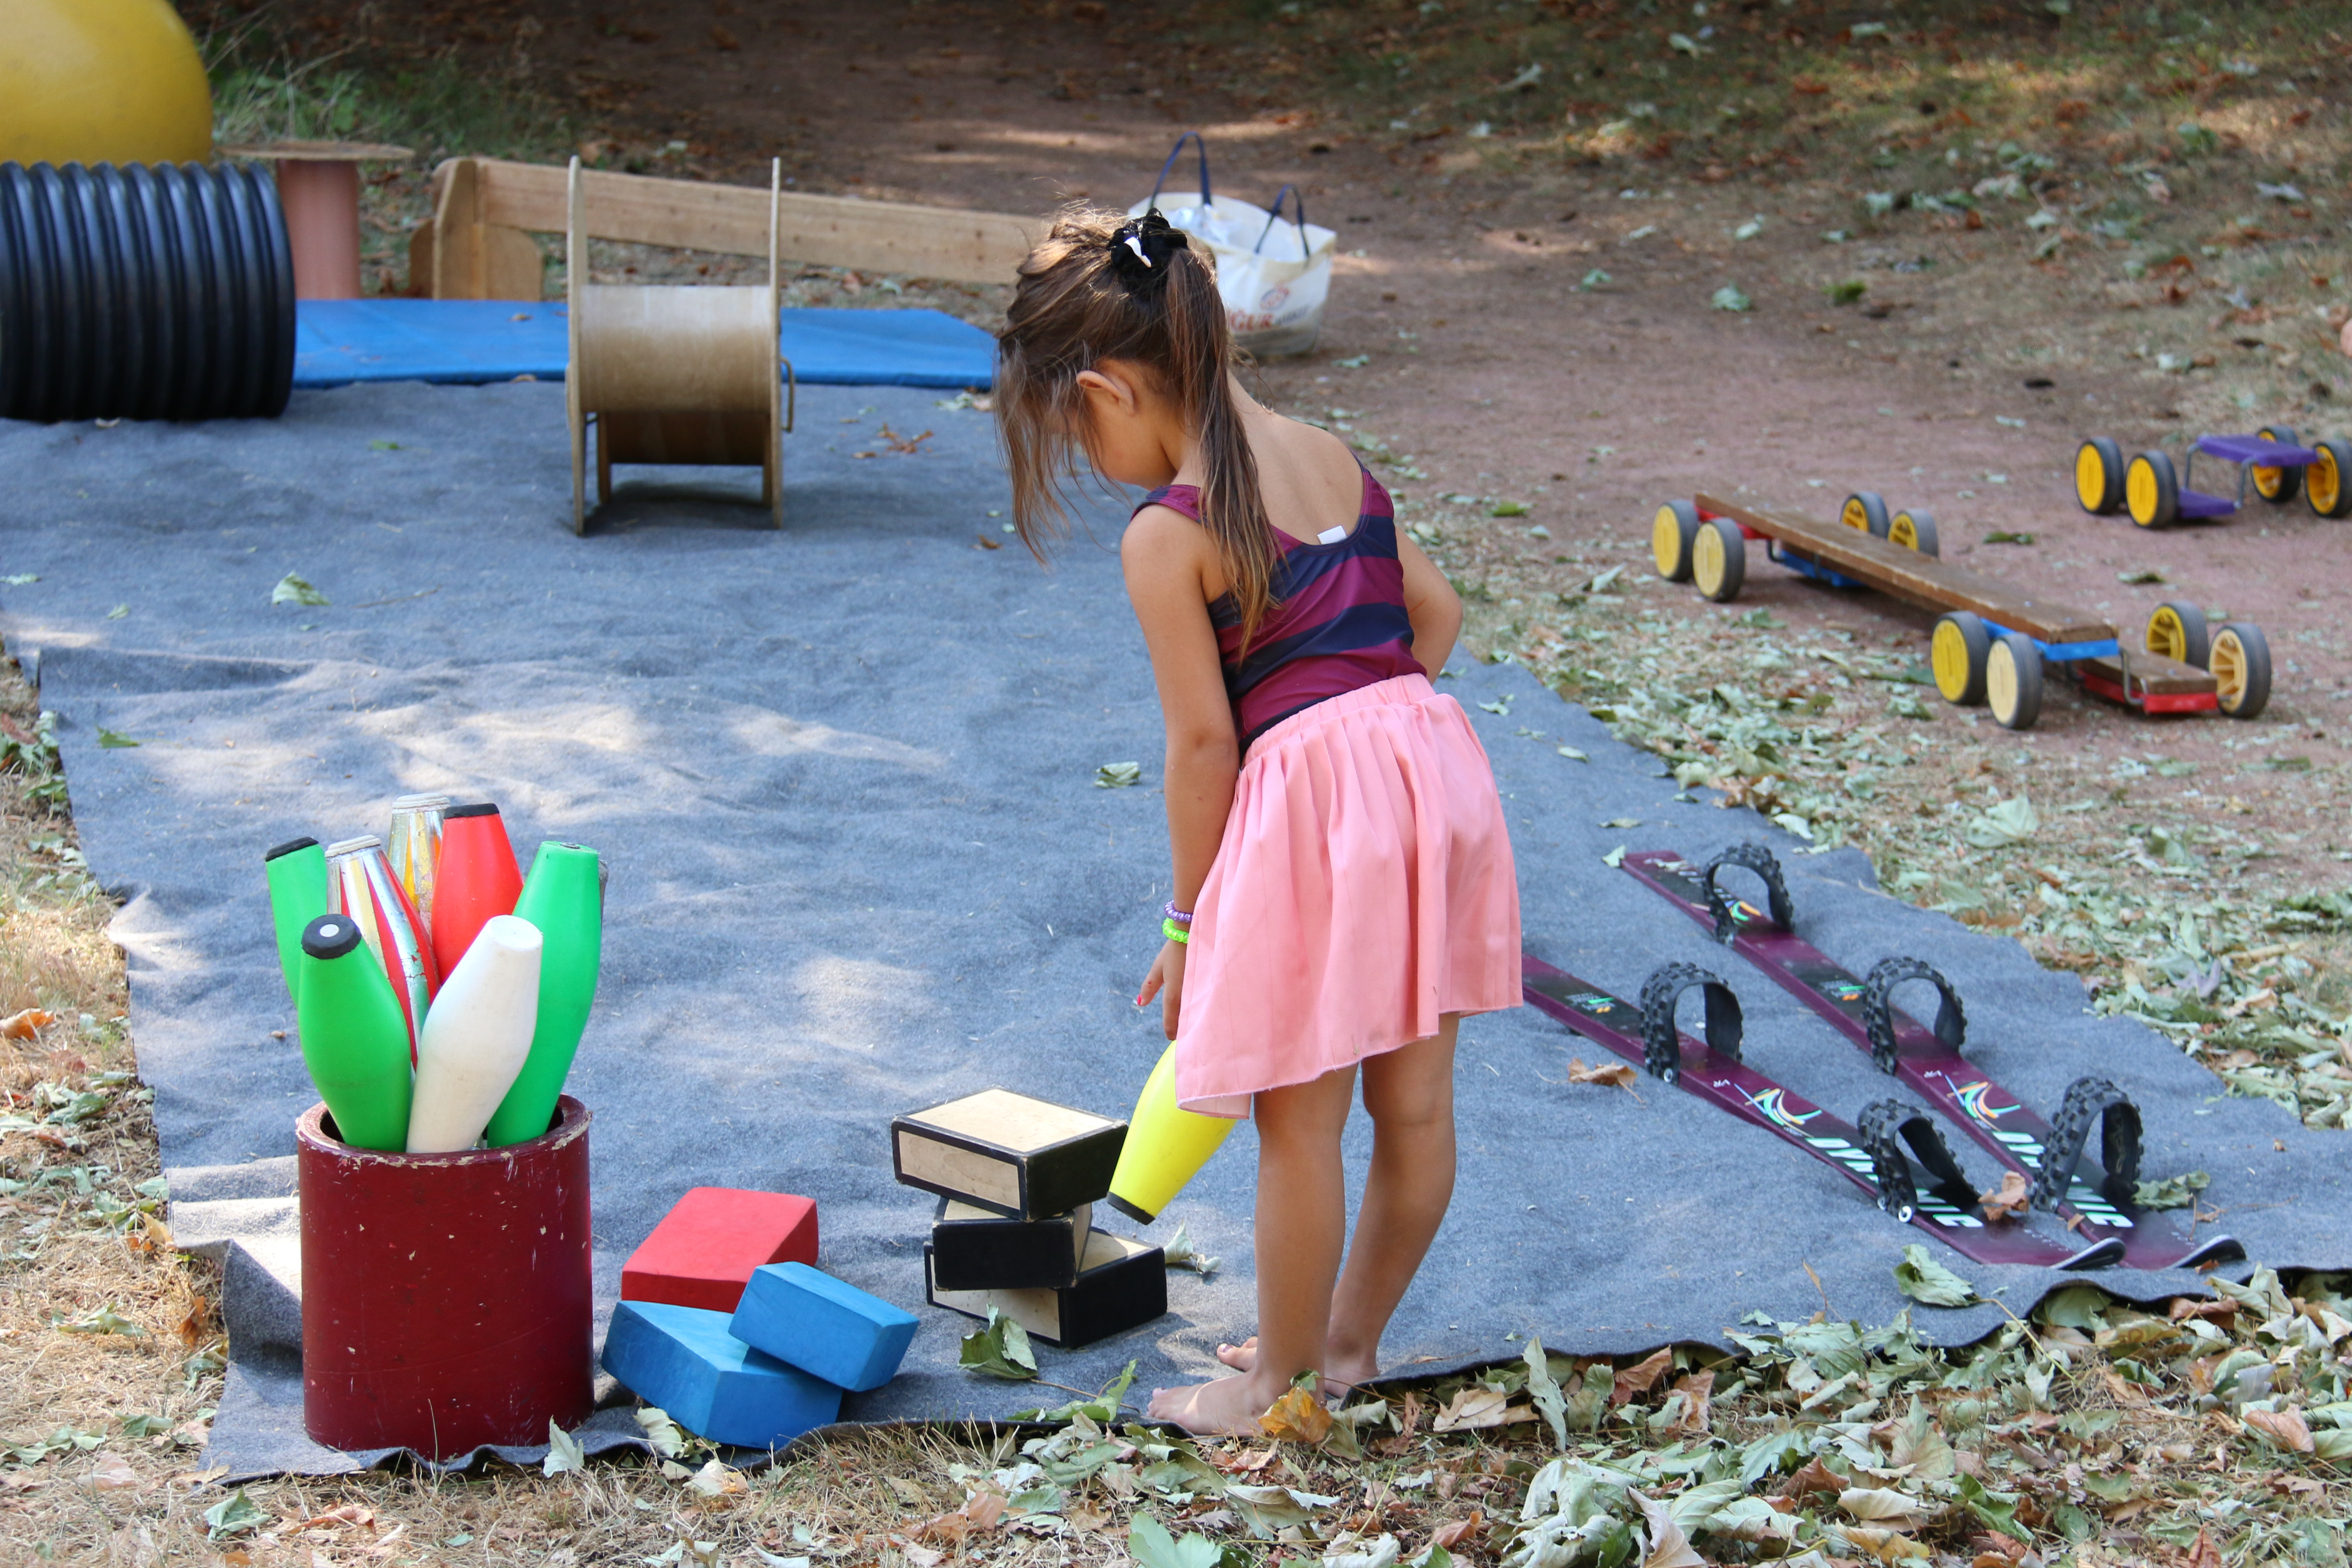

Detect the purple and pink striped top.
xmin=1136 ymin=466 xmax=1422 ymax=748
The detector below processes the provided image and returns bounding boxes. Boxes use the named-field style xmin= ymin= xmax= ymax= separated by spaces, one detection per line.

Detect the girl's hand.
xmin=1136 ymin=938 xmax=1188 ymax=1040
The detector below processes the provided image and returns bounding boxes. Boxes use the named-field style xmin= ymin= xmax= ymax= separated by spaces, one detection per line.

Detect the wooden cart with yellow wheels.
xmin=1655 ymin=491 xmax=2274 ymax=730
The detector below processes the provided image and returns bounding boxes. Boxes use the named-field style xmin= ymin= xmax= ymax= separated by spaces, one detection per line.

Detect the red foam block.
xmin=620 ymin=1188 xmax=820 ymax=1313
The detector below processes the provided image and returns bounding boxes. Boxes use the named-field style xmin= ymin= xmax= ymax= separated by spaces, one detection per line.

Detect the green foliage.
xmin=958 ymin=1307 xmax=1038 ymax=1380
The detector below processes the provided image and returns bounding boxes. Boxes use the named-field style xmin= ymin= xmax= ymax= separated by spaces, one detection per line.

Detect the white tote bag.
xmin=1130 ymin=134 xmax=1337 ymax=359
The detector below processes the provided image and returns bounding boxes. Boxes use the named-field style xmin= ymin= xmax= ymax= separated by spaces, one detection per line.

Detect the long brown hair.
xmin=995 ymin=204 xmax=1281 ymax=649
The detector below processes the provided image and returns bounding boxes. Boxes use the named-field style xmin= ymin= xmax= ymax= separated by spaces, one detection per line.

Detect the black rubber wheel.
xmin=2126 ymin=450 xmax=2180 ymax=528
xmin=1652 ymin=499 xmax=1700 ymax=582
xmin=1987 ymin=632 xmax=2044 ymax=730
xmin=1931 ymin=611 xmax=1991 ymax=706
xmin=2252 ymin=426 xmax=2303 ymax=505
xmin=2211 ymin=623 xmax=2272 ymax=720
xmin=1841 ymin=490 xmax=1892 ymax=537
xmin=2307 ymin=437 xmax=2352 ymax=520
xmin=1692 ymin=516 xmax=1747 ymax=603
xmin=2075 ymin=437 xmax=2125 ymax=514
xmin=2146 ymin=601 xmax=2211 ymax=669
xmin=1890 ymin=507 xmax=1939 ymax=557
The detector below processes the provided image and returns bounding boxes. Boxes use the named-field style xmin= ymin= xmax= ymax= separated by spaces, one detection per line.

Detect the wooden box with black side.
xmin=891 ymin=1090 xmax=1126 ymax=1222
xmin=923 ymin=1231 xmax=1167 ymax=1348
xmin=930 ymin=1199 xmax=1093 ymax=1292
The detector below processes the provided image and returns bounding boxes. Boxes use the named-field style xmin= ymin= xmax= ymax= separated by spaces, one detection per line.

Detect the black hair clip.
xmin=1107 ymin=208 xmax=1184 ymax=294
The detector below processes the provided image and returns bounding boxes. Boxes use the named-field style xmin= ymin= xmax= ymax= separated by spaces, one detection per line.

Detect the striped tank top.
xmin=1137 ymin=465 xmax=1422 ymax=748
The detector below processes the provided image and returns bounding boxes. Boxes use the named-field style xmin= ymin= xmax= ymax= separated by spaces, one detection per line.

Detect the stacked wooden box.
xmin=893 ymin=1089 xmax=1166 ymax=1347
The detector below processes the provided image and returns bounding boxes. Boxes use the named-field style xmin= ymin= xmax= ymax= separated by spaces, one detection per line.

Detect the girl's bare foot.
xmin=1147 ymin=1373 xmax=1277 ymax=1436
xmin=1212 ymin=1335 xmax=1377 ymax=1393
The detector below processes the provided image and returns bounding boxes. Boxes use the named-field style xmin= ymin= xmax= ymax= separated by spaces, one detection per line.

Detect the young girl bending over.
xmin=997 ymin=208 xmax=1522 ymax=1435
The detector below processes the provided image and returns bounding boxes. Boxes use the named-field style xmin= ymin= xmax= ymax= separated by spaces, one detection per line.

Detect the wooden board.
xmin=426 ymin=157 xmax=1035 ymax=294
xmin=1694 ymin=493 xmax=2113 ymax=646
xmin=2086 ymin=649 xmax=2214 ymax=696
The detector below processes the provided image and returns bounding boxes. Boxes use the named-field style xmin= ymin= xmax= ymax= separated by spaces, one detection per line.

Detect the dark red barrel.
xmin=298 ymin=1096 xmax=594 ymax=1457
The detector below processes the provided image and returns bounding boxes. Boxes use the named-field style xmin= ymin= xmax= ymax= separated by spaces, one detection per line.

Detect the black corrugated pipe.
xmin=0 ymin=160 xmax=295 ymax=423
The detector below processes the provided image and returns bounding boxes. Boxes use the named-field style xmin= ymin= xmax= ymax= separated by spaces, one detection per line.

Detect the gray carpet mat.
xmin=2 ymin=382 xmax=2344 ymax=1481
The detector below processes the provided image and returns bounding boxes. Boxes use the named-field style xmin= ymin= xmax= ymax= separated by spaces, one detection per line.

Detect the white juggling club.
xmin=406 ymin=913 xmax=543 ymax=1153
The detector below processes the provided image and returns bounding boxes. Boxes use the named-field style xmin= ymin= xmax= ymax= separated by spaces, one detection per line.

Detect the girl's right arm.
xmin=1121 ymin=504 xmax=1240 ymax=1040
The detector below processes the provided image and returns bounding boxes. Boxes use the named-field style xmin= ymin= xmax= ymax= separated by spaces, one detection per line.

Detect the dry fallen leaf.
xmin=1666 ymin=1369 xmax=1714 ymax=1436
xmin=1611 ymin=1347 xmax=1674 ymax=1406
xmin=1632 ymin=1489 xmax=1706 ymax=1568
xmin=1260 ymin=1383 xmax=1336 ymax=1445
xmin=1428 ymin=1511 xmax=1483 ymax=1551
xmin=1781 ymin=1458 xmax=1848 ymax=1501
xmin=2186 ymin=1526 xmax=2223 ymax=1568
xmin=0 ymin=1008 xmax=54 ymax=1040
xmin=1977 ymin=1170 xmax=2030 ymax=1221
xmin=1839 ymin=1486 xmax=1942 ymax=1527
xmin=82 ymin=1453 xmax=141 ymax=1490
xmin=1430 ymin=1386 xmax=1531 ymax=1431
xmin=1567 ymin=1056 xmax=1637 ymax=1088
xmin=2243 ymin=1406 xmax=2315 ymax=1453
xmin=301 ymin=1505 xmax=374 ymax=1530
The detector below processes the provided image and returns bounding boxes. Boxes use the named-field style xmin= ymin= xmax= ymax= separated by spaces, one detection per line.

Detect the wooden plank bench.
xmin=412 ymin=157 xmax=1040 ymax=300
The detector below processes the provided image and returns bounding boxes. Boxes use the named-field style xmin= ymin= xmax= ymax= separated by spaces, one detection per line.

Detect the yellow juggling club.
xmin=1106 ymin=1043 xmax=1236 ymax=1224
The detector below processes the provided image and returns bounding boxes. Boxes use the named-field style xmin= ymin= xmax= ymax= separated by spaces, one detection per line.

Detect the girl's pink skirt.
xmin=1174 ymin=672 xmax=1522 ymax=1116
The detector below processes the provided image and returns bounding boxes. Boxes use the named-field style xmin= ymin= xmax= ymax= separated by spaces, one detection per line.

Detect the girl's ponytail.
xmin=1159 ymin=239 xmax=1279 ymax=653
xmin=997 ymin=205 xmax=1283 ymax=649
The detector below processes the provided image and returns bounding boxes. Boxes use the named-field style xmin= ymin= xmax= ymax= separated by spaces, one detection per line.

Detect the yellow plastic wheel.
xmin=1986 ymin=633 xmax=2044 ymax=731
xmin=2251 ymin=426 xmax=2302 ymax=505
xmin=1931 ymin=612 xmax=1990 ymax=705
xmin=2125 ymin=451 xmax=2180 ymax=528
xmin=1841 ymin=490 xmax=1891 ymax=536
xmin=2075 ymin=438 xmax=2124 ymax=514
xmin=1889 ymin=508 xmax=1939 ymax=556
xmin=2308 ymin=438 xmax=2351 ymax=520
xmin=2145 ymin=601 xmax=2210 ymax=668
xmin=1652 ymin=500 xmax=1700 ymax=582
xmin=2211 ymin=623 xmax=2272 ymax=719
xmin=1691 ymin=517 xmax=1747 ymax=603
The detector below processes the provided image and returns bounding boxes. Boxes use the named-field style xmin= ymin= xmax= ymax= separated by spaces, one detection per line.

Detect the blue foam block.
xmin=728 ymin=1261 xmax=918 ymax=1392
xmin=601 ymin=1299 xmax=842 ymax=1449
xmin=291 ymin=300 xmax=995 ymax=390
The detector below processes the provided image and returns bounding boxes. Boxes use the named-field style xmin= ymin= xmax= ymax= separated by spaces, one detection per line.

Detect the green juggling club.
xmin=295 ymin=913 xmax=414 ymax=1152
xmin=483 ymin=842 xmax=603 ymax=1146
xmin=264 ymin=836 xmax=328 ymax=1007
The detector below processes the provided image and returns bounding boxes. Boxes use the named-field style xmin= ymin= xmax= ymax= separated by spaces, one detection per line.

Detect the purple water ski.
xmin=1522 ymin=955 xmax=2122 ymax=1270
xmin=1623 ymin=849 xmax=2243 ymax=1273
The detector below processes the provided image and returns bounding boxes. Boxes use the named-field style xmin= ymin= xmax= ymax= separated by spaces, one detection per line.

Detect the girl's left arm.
xmin=1396 ymin=531 xmax=1463 ymax=677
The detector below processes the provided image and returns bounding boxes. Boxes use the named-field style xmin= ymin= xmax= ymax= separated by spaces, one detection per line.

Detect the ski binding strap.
xmin=1701 ymin=842 xmax=1795 ymax=943
xmin=1860 ymin=956 xmax=1967 ymax=1074
xmin=2030 ymin=1077 xmax=2144 ymax=1213
xmin=1637 ymin=962 xmax=1743 ymax=1084
xmin=1856 ymin=1098 xmax=1970 ymax=1225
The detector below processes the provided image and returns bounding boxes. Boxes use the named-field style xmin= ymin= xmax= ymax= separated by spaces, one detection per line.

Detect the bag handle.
xmin=1148 ymin=132 xmax=1213 ymax=208
xmin=1255 ymin=184 xmax=1311 ymax=259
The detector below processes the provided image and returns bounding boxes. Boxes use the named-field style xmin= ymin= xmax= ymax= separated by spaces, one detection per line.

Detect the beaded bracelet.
xmin=1161 ymin=917 xmax=1190 ymax=945
xmin=1162 ymin=900 xmax=1193 ymax=925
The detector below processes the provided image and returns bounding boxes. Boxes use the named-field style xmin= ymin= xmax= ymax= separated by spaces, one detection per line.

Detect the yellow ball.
xmin=0 ymin=0 xmax=214 ymax=167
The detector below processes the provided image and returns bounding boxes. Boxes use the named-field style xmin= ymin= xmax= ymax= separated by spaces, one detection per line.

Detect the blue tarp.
xmin=292 ymin=299 xmax=995 ymax=390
